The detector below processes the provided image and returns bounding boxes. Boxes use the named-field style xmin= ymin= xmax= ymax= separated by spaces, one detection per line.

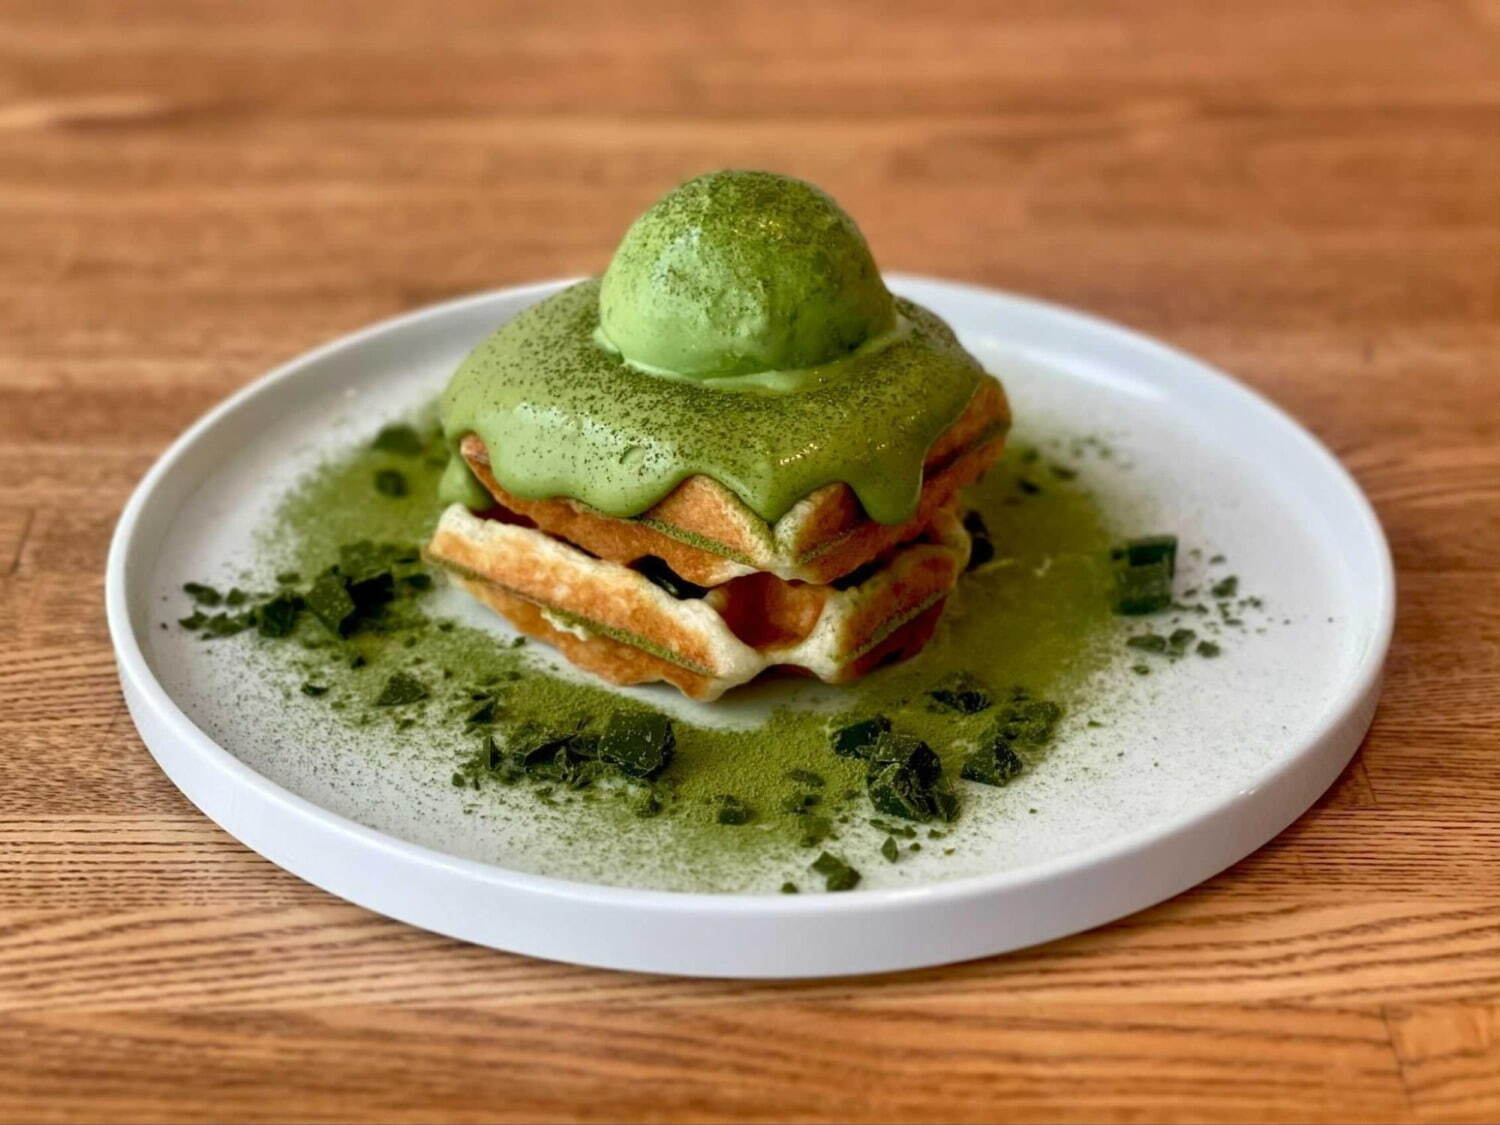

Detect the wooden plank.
xmin=0 ymin=1004 xmax=1407 ymax=1124
xmin=2 ymin=0 xmax=1498 ymax=1119
xmin=0 ymin=893 xmax=1496 ymax=1012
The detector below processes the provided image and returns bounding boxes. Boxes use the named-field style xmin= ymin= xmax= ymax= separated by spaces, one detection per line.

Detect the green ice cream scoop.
xmin=598 ymin=170 xmax=897 ymax=379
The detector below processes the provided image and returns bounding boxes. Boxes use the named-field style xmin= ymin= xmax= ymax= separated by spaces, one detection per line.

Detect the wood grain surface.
xmin=3 ymin=1 xmax=1499 ymax=1121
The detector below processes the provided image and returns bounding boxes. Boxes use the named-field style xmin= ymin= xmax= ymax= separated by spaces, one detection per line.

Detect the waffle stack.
xmin=425 ymin=379 xmax=1008 ymax=700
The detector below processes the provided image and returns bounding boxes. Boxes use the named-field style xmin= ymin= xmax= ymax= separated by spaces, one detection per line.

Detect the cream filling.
xmin=428 ymin=503 xmax=971 ymax=700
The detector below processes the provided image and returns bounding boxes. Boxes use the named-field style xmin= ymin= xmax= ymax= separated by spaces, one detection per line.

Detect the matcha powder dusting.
xmin=178 ymin=413 xmax=1132 ymax=893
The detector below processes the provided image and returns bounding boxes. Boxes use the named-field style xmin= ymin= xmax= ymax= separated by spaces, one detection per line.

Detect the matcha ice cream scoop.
xmin=598 ymin=170 xmax=897 ymax=379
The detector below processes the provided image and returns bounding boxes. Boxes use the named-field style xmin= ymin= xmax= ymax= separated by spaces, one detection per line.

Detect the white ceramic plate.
xmin=107 ymin=276 xmax=1393 ymax=977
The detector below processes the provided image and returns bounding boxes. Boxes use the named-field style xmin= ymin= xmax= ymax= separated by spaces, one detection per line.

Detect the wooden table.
xmin=4 ymin=2 xmax=1498 ymax=1120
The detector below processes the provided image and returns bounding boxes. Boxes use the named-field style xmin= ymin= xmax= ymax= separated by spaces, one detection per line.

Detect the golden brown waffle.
xmin=425 ymin=503 xmax=972 ymax=701
xmin=456 ymin=377 xmax=1008 ymax=587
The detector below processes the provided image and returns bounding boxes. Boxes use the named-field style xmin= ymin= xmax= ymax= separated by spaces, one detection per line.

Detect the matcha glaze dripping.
xmin=439 ymin=170 xmax=1005 ymax=526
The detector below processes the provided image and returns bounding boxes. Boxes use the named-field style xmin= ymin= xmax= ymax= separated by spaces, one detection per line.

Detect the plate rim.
xmin=105 ymin=274 xmax=1395 ymax=964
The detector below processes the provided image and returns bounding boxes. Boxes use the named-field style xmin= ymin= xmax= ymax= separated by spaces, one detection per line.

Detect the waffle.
xmin=425 ymin=502 xmax=972 ymax=701
xmin=456 ymin=376 xmax=1008 ymax=588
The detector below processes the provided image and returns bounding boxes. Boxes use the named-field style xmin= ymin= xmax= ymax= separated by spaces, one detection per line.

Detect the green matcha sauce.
xmin=441 ymin=281 xmax=990 ymax=528
xmin=438 ymin=172 xmax=996 ymax=527
xmin=185 ymin=408 xmax=1221 ymax=892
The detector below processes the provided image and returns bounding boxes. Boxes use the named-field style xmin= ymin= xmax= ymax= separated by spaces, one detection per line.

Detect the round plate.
xmin=106 ymin=275 xmax=1393 ymax=978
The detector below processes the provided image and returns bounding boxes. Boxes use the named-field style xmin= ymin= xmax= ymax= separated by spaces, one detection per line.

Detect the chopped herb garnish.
xmin=512 ymin=730 xmax=607 ymax=789
xmin=1126 ymin=633 xmax=1168 ymax=654
xmin=1168 ymin=627 xmax=1197 ymax=652
xmin=830 ymin=715 xmax=891 ymax=759
xmin=300 ymin=682 xmax=329 ymax=697
xmin=375 ymin=671 xmax=428 ymax=706
xmin=513 ymin=727 xmax=583 ymax=770
xmin=868 ymin=762 xmax=938 ymax=822
xmin=306 ymin=573 xmax=358 ymax=635
xmin=598 ymin=711 xmax=675 ymax=778
xmin=1196 ymin=640 xmax=1222 ymax=658
xmin=797 ymin=815 xmax=833 ymax=848
xmin=1115 ymin=560 xmax=1173 ymax=615
xmin=257 ymin=595 xmax=300 ymax=638
xmin=961 ymin=737 xmax=1024 ymax=787
xmin=371 ymin=423 xmax=425 ymax=456
xmin=182 ymin=582 xmax=222 ymax=606
xmin=926 ymin=671 xmax=993 ymax=714
xmin=990 ymin=696 xmax=1062 ymax=744
xmin=927 ymin=778 xmax=961 ymax=822
xmin=199 ymin=612 xmax=252 ymax=638
xmin=1112 ymin=535 xmax=1177 ymax=616
xmin=1116 ymin=536 xmax=1177 ymax=569
xmin=1211 ymin=575 xmax=1239 ymax=598
xmin=811 ymin=851 xmax=861 ymax=892
xmin=336 ymin=541 xmax=386 ymax=583
xmin=225 ymin=587 xmax=249 ymax=607
xmin=869 ymin=731 xmax=942 ymax=787
xmin=780 ymin=882 xmax=799 ymax=894
xmin=881 ymin=836 xmax=900 ymax=863
xmin=275 ymin=570 xmax=301 ymax=585
xmin=861 ymin=729 xmax=959 ymax=824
